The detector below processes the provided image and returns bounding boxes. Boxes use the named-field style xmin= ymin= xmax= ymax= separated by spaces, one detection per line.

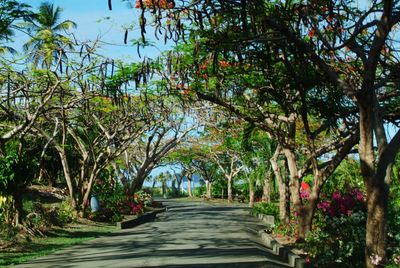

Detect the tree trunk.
xmin=366 ymin=179 xmax=388 ymax=267
xmin=262 ymin=173 xmax=271 ymax=203
xmin=284 ymin=147 xmax=306 ymax=237
xmin=187 ymin=178 xmax=192 ymax=197
xmin=358 ymin=96 xmax=386 ymax=267
xmin=12 ymin=188 xmax=23 ymax=226
xmin=271 ymin=145 xmax=290 ymax=224
xmin=206 ymin=180 xmax=212 ymax=199
xmin=112 ymin=161 xmax=129 ymax=190
xmin=131 ymin=173 xmax=146 ymax=194
xmin=296 ymin=192 xmax=318 ymax=240
xmin=249 ymin=179 xmax=255 ymax=207
xmin=80 ymin=167 xmax=101 ymax=217
xmin=162 ymin=179 xmax=167 ymax=199
xmin=227 ymin=176 xmax=233 ymax=202
xmin=58 ymin=150 xmax=77 ymax=209
xmin=172 ymin=180 xmax=177 ymax=196
xmin=177 ymin=179 xmax=182 ymax=196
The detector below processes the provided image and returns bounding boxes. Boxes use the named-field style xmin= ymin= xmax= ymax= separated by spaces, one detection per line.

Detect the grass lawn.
xmin=0 ymin=222 xmax=116 ymax=267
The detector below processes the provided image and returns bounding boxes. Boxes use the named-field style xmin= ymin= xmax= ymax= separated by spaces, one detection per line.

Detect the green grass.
xmin=0 ymin=223 xmax=116 ymax=267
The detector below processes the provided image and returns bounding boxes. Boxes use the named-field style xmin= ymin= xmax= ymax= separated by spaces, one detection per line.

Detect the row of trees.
xmin=1 ymin=0 xmax=399 ymax=265
xmin=0 ymin=1 xmax=197 ymax=224
xmin=123 ymin=0 xmax=400 ymax=266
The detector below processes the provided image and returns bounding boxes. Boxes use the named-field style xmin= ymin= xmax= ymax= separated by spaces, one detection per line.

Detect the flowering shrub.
xmin=300 ymin=181 xmax=310 ymax=200
xmin=128 ymin=202 xmax=143 ymax=215
xmin=90 ymin=178 xmax=125 ymax=222
xmin=135 ymin=0 xmax=175 ymax=9
xmin=251 ymin=202 xmax=279 ymax=220
xmin=135 ymin=190 xmax=153 ymax=207
xmin=316 ymin=188 xmax=365 ymax=217
xmin=122 ymin=190 xmax=153 ymax=216
xmin=302 ymin=188 xmax=367 ymax=267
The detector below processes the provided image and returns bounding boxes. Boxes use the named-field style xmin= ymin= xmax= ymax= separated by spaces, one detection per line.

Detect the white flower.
xmin=394 ymin=255 xmax=400 ymax=265
xmin=370 ymin=254 xmax=382 ymax=265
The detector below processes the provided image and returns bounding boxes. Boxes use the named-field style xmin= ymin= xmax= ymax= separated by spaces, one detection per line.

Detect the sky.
xmin=16 ymin=0 xmax=167 ymax=61
xmin=14 ymin=0 xmax=372 ymax=61
xmin=12 ymin=0 xmax=176 ymax=177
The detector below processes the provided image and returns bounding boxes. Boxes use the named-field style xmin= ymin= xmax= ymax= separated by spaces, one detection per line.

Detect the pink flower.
xmin=351 ymin=188 xmax=365 ymax=202
xmin=332 ymin=190 xmax=341 ymax=200
xmin=300 ymin=188 xmax=310 ymax=199
xmin=305 ymin=256 xmax=312 ymax=264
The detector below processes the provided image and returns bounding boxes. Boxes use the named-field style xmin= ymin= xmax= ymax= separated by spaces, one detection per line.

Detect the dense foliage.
xmin=0 ymin=1 xmax=400 ymax=267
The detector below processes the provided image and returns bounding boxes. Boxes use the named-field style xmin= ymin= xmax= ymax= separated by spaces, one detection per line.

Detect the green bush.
xmin=193 ymin=185 xmax=206 ymax=197
xmin=251 ymin=202 xmax=279 ymax=218
xmin=88 ymin=208 xmax=123 ymax=223
xmin=91 ymin=178 xmax=125 ymax=223
xmin=56 ymin=199 xmax=76 ymax=225
xmin=0 ymin=222 xmax=18 ymax=241
xmin=151 ymin=187 xmax=162 ymax=197
xmin=23 ymin=199 xmax=35 ymax=215
xmin=303 ymin=211 xmax=366 ymax=267
xmin=300 ymin=188 xmax=367 ymax=267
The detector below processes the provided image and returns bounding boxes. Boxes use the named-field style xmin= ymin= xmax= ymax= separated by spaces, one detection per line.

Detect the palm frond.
xmin=53 ymin=20 xmax=77 ymax=32
xmin=0 ymin=45 xmax=17 ymax=55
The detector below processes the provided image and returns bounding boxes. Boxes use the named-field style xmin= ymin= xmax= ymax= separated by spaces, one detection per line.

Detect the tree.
xmin=120 ymin=0 xmax=400 ymax=264
xmin=118 ymin=97 xmax=197 ymax=194
xmin=0 ymin=0 xmax=32 ymax=53
xmin=253 ymin=2 xmax=400 ymax=265
xmin=34 ymin=68 xmax=150 ymax=215
xmin=208 ymin=123 xmax=244 ymax=202
xmin=166 ymin=145 xmax=200 ymax=198
xmin=23 ymin=1 xmax=76 ymax=67
xmin=0 ymin=138 xmax=40 ymax=226
xmin=164 ymin=27 xmax=358 ymax=239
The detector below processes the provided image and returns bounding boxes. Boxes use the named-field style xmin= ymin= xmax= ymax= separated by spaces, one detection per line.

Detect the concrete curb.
xmin=117 ymin=207 xmax=166 ymax=229
xmin=251 ymin=212 xmax=275 ymax=226
xmin=258 ymin=229 xmax=310 ymax=268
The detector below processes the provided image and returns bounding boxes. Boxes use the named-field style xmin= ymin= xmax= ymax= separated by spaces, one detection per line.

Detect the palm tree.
xmin=0 ymin=0 xmax=33 ymax=54
xmin=23 ymin=2 xmax=76 ymax=68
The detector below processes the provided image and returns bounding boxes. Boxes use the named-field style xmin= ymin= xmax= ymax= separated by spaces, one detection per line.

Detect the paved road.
xmin=15 ymin=201 xmax=290 ymax=268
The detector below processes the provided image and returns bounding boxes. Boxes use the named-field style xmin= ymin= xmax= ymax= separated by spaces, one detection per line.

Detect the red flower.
xmin=301 ymin=181 xmax=310 ymax=190
xmin=308 ymin=28 xmax=315 ymax=38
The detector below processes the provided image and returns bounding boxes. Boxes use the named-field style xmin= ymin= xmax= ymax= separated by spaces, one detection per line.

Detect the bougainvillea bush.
xmin=89 ymin=179 xmax=155 ymax=221
xmin=124 ymin=189 xmax=153 ymax=215
xmin=302 ymin=188 xmax=367 ymax=267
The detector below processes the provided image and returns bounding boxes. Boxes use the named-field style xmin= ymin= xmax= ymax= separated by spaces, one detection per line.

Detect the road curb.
xmin=257 ymin=229 xmax=310 ymax=268
xmin=117 ymin=207 xmax=166 ymax=229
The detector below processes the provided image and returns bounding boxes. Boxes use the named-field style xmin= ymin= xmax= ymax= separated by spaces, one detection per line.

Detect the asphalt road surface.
xmin=15 ymin=201 xmax=291 ymax=268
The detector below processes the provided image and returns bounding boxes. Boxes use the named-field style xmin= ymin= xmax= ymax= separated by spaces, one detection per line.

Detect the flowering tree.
xmin=115 ymin=0 xmax=400 ymax=265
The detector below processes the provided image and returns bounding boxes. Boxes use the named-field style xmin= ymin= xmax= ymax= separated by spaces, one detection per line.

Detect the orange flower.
xmin=219 ymin=60 xmax=230 ymax=68
xmin=135 ymin=0 xmax=175 ymax=9
xmin=308 ymin=28 xmax=315 ymax=38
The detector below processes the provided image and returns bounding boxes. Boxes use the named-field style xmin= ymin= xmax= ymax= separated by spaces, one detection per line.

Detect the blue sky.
xmin=16 ymin=0 xmax=167 ymax=61
xmin=16 ymin=0 xmax=371 ymax=61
